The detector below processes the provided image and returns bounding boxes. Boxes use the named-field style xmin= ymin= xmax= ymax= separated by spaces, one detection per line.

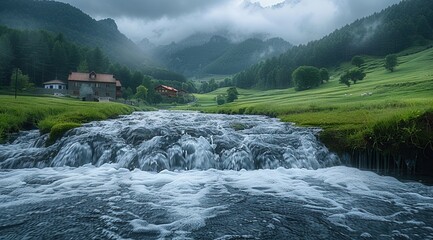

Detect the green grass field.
xmin=0 ymin=95 xmax=137 ymax=143
xmin=179 ymin=46 xmax=433 ymax=152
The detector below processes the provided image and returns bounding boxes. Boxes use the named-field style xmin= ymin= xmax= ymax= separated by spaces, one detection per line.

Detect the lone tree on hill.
xmin=226 ymin=87 xmax=239 ymax=103
xmin=385 ymin=54 xmax=398 ymax=72
xmin=320 ymin=68 xmax=330 ymax=83
xmin=292 ymin=66 xmax=321 ymax=91
xmin=351 ymin=56 xmax=365 ymax=68
xmin=339 ymin=68 xmax=366 ymax=87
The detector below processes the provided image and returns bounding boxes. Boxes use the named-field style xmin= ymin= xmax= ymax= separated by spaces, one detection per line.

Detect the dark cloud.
xmin=56 ymin=0 xmax=401 ymax=45
xmin=58 ymin=0 xmax=230 ymax=19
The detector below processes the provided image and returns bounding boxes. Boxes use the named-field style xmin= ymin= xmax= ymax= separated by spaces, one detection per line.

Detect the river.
xmin=0 ymin=111 xmax=432 ymax=239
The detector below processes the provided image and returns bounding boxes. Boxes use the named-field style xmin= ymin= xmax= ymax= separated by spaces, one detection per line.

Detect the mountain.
xmin=140 ymin=35 xmax=292 ymax=77
xmin=0 ymin=0 xmax=149 ymax=67
xmin=234 ymin=0 xmax=433 ymax=89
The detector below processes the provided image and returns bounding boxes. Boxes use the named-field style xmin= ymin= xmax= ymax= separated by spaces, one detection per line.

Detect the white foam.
xmin=0 ymin=165 xmax=432 ymax=238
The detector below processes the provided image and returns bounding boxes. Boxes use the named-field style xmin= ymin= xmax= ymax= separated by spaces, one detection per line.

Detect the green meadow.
xmin=180 ymin=46 xmax=433 ymax=153
xmin=0 ymin=95 xmax=136 ymax=144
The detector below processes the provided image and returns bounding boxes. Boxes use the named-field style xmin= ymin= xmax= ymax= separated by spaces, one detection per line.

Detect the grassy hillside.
xmin=180 ymin=46 xmax=433 ymax=155
xmin=0 ymin=95 xmax=138 ymax=144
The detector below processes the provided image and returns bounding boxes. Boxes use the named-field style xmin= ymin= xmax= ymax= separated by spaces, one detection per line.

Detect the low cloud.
xmin=57 ymin=0 xmax=401 ymax=45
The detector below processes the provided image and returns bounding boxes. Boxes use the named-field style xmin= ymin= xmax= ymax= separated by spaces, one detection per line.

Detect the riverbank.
xmin=0 ymin=95 xmax=141 ymax=144
xmin=177 ymin=46 xmax=433 ymax=175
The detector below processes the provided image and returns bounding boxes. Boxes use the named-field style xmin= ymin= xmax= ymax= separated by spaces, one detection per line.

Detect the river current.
xmin=0 ymin=111 xmax=432 ymax=239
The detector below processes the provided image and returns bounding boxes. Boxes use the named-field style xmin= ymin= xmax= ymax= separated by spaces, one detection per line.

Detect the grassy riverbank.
xmin=0 ymin=95 xmax=138 ymax=143
xmin=178 ymin=46 xmax=433 ymax=158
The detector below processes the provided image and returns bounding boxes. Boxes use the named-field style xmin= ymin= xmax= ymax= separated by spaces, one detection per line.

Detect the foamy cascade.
xmin=0 ymin=111 xmax=339 ymax=170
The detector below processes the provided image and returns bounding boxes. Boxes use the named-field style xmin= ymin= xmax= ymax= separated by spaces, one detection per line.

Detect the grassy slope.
xmin=180 ymin=46 xmax=433 ymax=151
xmin=0 ymin=95 xmax=137 ymax=143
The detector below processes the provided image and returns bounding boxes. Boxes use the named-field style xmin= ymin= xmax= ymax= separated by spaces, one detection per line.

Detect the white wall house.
xmin=43 ymin=80 xmax=67 ymax=90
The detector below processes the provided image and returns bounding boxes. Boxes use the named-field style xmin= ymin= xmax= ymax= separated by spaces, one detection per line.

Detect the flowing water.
xmin=0 ymin=111 xmax=432 ymax=239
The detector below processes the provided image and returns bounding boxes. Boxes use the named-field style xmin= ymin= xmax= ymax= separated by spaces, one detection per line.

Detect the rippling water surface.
xmin=0 ymin=111 xmax=432 ymax=239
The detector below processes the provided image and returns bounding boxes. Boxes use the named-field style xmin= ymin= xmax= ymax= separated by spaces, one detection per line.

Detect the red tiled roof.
xmin=116 ymin=80 xmax=122 ymax=87
xmin=155 ymin=85 xmax=178 ymax=92
xmin=68 ymin=72 xmax=117 ymax=83
xmin=43 ymin=80 xmax=66 ymax=85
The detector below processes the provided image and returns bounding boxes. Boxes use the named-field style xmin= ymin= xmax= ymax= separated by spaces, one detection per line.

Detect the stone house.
xmin=68 ymin=71 xmax=121 ymax=101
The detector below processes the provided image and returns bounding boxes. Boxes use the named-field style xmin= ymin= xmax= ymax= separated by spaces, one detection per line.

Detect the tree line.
xmin=0 ymin=26 xmax=191 ymax=103
xmin=233 ymin=0 xmax=433 ymax=90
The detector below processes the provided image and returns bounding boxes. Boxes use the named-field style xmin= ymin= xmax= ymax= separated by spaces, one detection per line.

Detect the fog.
xmin=57 ymin=0 xmax=401 ymax=45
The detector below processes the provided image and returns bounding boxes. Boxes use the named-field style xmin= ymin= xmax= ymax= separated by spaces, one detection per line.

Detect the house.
xmin=155 ymin=85 xmax=179 ymax=98
xmin=43 ymin=80 xmax=67 ymax=90
xmin=68 ymin=71 xmax=122 ymax=101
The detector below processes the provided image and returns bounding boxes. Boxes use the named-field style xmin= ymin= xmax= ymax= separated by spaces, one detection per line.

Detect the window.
xmin=106 ymin=92 xmax=110 ymax=97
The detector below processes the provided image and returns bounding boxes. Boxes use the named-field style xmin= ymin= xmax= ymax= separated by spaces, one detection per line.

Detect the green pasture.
xmin=180 ymin=46 xmax=433 ymax=151
xmin=0 ymin=95 xmax=136 ymax=144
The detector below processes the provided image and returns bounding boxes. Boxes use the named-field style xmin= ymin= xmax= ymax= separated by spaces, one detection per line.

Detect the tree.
xmin=0 ymin=35 xmax=13 ymax=86
xmin=339 ymin=74 xmax=351 ymax=87
xmin=216 ymin=95 xmax=225 ymax=105
xmin=200 ymin=82 xmax=209 ymax=93
xmin=122 ymin=87 xmax=133 ymax=99
xmin=52 ymin=41 xmax=68 ymax=77
xmin=87 ymin=47 xmax=107 ymax=73
xmin=77 ymin=59 xmax=89 ymax=72
xmin=385 ymin=54 xmax=398 ymax=72
xmin=319 ymin=68 xmax=330 ymax=83
xmin=10 ymin=68 xmax=31 ymax=91
xmin=351 ymin=56 xmax=365 ymax=68
xmin=339 ymin=68 xmax=366 ymax=87
xmin=292 ymin=66 xmax=321 ymax=91
xmin=208 ymin=78 xmax=218 ymax=92
xmin=226 ymin=87 xmax=239 ymax=103
xmin=135 ymin=85 xmax=148 ymax=102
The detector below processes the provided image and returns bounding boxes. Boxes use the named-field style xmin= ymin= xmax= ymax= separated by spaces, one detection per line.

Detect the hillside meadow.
xmin=179 ymin=46 xmax=433 ymax=156
xmin=0 ymin=95 xmax=137 ymax=144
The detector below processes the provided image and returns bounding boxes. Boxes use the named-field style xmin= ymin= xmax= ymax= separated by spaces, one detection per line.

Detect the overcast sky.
xmin=56 ymin=0 xmax=401 ymax=45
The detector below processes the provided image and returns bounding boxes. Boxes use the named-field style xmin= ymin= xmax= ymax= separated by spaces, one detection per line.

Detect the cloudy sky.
xmin=56 ymin=0 xmax=401 ymax=45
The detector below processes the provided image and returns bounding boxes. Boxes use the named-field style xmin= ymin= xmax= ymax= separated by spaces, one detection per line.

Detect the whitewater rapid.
xmin=0 ymin=111 xmax=432 ymax=239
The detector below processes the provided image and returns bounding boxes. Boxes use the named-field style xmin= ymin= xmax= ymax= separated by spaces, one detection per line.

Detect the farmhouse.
xmin=68 ymin=71 xmax=122 ymax=101
xmin=155 ymin=85 xmax=179 ymax=98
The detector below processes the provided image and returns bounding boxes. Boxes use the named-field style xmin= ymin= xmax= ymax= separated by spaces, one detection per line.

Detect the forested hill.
xmin=0 ymin=0 xmax=149 ymax=67
xmin=234 ymin=0 xmax=433 ymax=89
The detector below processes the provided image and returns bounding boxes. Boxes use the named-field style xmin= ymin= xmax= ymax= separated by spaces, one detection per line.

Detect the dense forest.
xmin=234 ymin=0 xmax=433 ymax=89
xmin=0 ymin=26 xmax=191 ymax=101
xmin=0 ymin=0 xmax=151 ymax=68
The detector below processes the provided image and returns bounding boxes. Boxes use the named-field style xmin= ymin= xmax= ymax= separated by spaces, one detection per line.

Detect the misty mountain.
xmin=139 ymin=35 xmax=292 ymax=76
xmin=234 ymin=0 xmax=433 ymax=89
xmin=0 ymin=0 xmax=150 ymax=68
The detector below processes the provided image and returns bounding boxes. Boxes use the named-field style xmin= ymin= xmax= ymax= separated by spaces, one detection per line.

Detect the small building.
xmin=68 ymin=71 xmax=122 ymax=101
xmin=155 ymin=85 xmax=179 ymax=98
xmin=43 ymin=80 xmax=67 ymax=90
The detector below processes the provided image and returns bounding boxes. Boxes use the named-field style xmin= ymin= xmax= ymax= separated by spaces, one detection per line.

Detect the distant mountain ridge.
xmin=139 ymin=34 xmax=292 ymax=76
xmin=0 ymin=0 xmax=149 ymax=67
